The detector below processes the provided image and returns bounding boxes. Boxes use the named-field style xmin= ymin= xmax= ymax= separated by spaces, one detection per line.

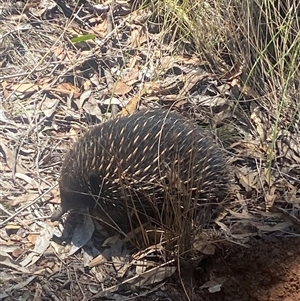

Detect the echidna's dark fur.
xmin=51 ymin=110 xmax=231 ymax=231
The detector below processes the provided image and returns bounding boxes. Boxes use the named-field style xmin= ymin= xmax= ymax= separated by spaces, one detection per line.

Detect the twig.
xmin=0 ymin=184 xmax=57 ymax=227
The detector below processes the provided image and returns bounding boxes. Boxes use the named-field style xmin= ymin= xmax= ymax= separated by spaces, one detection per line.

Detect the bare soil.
xmin=195 ymin=237 xmax=300 ymax=301
xmin=130 ymin=236 xmax=300 ymax=301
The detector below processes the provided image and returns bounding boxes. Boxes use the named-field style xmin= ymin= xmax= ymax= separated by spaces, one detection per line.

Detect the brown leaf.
xmin=51 ymin=46 xmax=67 ymax=61
xmin=113 ymin=81 xmax=132 ymax=95
xmin=235 ymin=167 xmax=259 ymax=192
xmin=123 ymin=66 xmax=140 ymax=83
xmin=12 ymin=247 xmax=23 ymax=258
xmin=129 ymin=27 xmax=143 ymax=48
xmin=52 ymin=83 xmax=81 ymax=99
xmin=119 ymin=86 xmax=148 ymax=116
xmin=27 ymin=234 xmax=38 ymax=245
xmin=193 ymin=240 xmax=216 ymax=255
xmin=94 ymin=19 xmax=108 ymax=38
xmin=1 ymin=81 xmax=9 ymax=98
xmin=9 ymin=83 xmax=39 ymax=93
xmin=128 ymin=56 xmax=139 ymax=70
xmin=89 ymin=254 xmax=108 ymax=269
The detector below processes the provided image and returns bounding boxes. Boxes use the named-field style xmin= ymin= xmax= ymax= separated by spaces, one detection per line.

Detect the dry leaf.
xmin=12 ymin=247 xmax=23 ymax=258
xmin=51 ymin=46 xmax=66 ymax=60
xmin=128 ymin=56 xmax=139 ymax=70
xmin=64 ymin=215 xmax=94 ymax=258
xmin=0 ymin=250 xmax=29 ymax=273
xmin=9 ymin=83 xmax=39 ymax=93
xmin=94 ymin=19 xmax=107 ymax=38
xmin=129 ymin=27 xmax=143 ymax=48
xmin=234 ymin=167 xmax=258 ymax=192
xmin=68 ymin=127 xmax=79 ymax=143
xmin=77 ymin=90 xmax=92 ymax=109
xmin=128 ymin=264 xmax=176 ymax=288
xmin=53 ymin=83 xmax=81 ymax=98
xmin=269 ymin=206 xmax=300 ymax=226
xmin=41 ymin=98 xmax=59 ymax=118
xmin=27 ymin=234 xmax=38 ymax=245
xmin=20 ymin=227 xmax=54 ymax=267
xmin=1 ymin=81 xmax=9 ymax=98
xmin=113 ymin=81 xmax=132 ymax=95
xmin=264 ymin=186 xmax=277 ymax=208
xmin=200 ymin=277 xmax=227 ymax=293
xmin=193 ymin=240 xmax=216 ymax=255
xmin=83 ymin=98 xmax=103 ymax=118
xmin=11 ymin=193 xmax=39 ymax=207
xmin=256 ymin=222 xmax=291 ymax=232
xmin=88 ymin=254 xmax=107 ymax=269
xmin=119 ymin=86 xmax=148 ymax=116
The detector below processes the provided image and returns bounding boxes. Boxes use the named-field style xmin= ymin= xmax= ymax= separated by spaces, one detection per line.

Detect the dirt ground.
xmin=192 ymin=236 xmax=300 ymax=301
xmin=2 ymin=228 xmax=300 ymax=301
xmin=130 ymin=236 xmax=300 ymax=301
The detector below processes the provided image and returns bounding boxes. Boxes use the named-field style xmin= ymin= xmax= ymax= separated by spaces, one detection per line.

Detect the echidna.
xmin=51 ymin=110 xmax=231 ymax=232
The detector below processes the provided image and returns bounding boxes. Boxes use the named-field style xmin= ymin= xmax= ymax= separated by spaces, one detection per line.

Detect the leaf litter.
xmin=0 ymin=0 xmax=300 ymax=300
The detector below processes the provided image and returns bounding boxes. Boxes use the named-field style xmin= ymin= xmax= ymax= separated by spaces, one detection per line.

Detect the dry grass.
xmin=146 ymin=0 xmax=299 ymax=96
xmin=124 ymin=0 xmax=300 ymax=261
